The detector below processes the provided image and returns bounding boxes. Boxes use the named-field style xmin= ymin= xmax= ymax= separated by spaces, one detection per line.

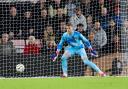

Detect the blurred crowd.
xmin=0 ymin=0 xmax=127 ymax=77
xmin=0 ymin=0 xmax=127 ymax=56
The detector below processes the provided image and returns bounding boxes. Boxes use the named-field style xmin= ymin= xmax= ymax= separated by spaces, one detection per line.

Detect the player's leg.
xmin=77 ymin=48 xmax=106 ymax=76
xmin=61 ymin=47 xmax=75 ymax=77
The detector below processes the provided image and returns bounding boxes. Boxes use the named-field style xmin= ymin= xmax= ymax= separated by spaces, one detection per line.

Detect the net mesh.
xmin=0 ymin=0 xmax=127 ymax=77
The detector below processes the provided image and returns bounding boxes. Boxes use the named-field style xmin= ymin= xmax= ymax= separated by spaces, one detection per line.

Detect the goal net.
xmin=0 ymin=0 xmax=127 ymax=77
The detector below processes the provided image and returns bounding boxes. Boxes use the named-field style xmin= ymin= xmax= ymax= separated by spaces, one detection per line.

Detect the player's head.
xmin=66 ymin=23 xmax=73 ymax=34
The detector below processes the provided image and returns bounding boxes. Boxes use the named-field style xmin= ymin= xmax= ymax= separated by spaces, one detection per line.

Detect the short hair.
xmin=46 ymin=24 xmax=53 ymax=28
xmin=10 ymin=4 xmax=16 ymax=8
xmin=41 ymin=7 xmax=47 ymax=11
xmin=56 ymin=7 xmax=62 ymax=10
xmin=95 ymin=21 xmax=100 ymax=24
xmin=77 ymin=23 xmax=84 ymax=27
xmin=75 ymin=7 xmax=81 ymax=12
xmin=60 ymin=20 xmax=66 ymax=23
xmin=66 ymin=23 xmax=73 ymax=27
xmin=2 ymin=33 xmax=8 ymax=38
xmin=101 ymin=7 xmax=107 ymax=11
xmin=28 ymin=36 xmax=35 ymax=41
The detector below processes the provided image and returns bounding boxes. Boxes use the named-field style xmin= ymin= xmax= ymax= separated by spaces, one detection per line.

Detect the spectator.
xmin=42 ymin=25 xmax=56 ymax=58
xmin=124 ymin=20 xmax=128 ymax=29
xmin=0 ymin=33 xmax=16 ymax=56
xmin=89 ymin=0 xmax=113 ymax=21
xmin=111 ymin=58 xmax=123 ymax=75
xmin=46 ymin=0 xmax=58 ymax=17
xmin=55 ymin=20 xmax=66 ymax=43
xmin=112 ymin=6 xmax=122 ymax=29
xmin=86 ymin=15 xmax=95 ymax=38
xmin=121 ymin=20 xmax=128 ymax=49
xmin=8 ymin=32 xmax=15 ymax=40
xmin=21 ymin=10 xmax=35 ymax=39
xmin=80 ymin=0 xmax=91 ymax=16
xmin=34 ymin=0 xmax=65 ymax=18
xmin=105 ymin=58 xmax=123 ymax=76
xmin=0 ymin=33 xmax=16 ymax=77
xmin=88 ymin=31 xmax=95 ymax=43
xmin=70 ymin=7 xmax=87 ymax=31
xmin=16 ymin=30 xmax=24 ymax=39
xmin=33 ymin=0 xmax=46 ymax=18
xmin=35 ymin=0 xmax=62 ymax=18
xmin=42 ymin=24 xmax=57 ymax=77
xmin=60 ymin=20 xmax=66 ymax=33
xmin=121 ymin=20 xmax=128 ymax=65
xmin=2 ymin=6 xmax=19 ymax=38
xmin=59 ymin=0 xmax=67 ymax=8
xmin=64 ymin=0 xmax=76 ymax=17
xmin=76 ymin=23 xmax=86 ymax=36
xmin=105 ymin=19 xmax=120 ymax=53
xmin=46 ymin=0 xmax=58 ymax=10
xmin=52 ymin=7 xmax=69 ymax=31
xmin=54 ymin=0 xmax=61 ymax=7
xmin=103 ymin=0 xmax=118 ymax=16
xmin=24 ymin=36 xmax=40 ymax=55
xmin=43 ymin=25 xmax=56 ymax=49
xmin=113 ymin=34 xmax=121 ymax=52
xmin=39 ymin=0 xmax=48 ymax=9
xmin=90 ymin=0 xmax=101 ymax=21
xmin=28 ymin=28 xmax=36 ymax=37
xmin=36 ymin=8 xmax=52 ymax=38
xmin=98 ymin=7 xmax=110 ymax=30
xmin=96 ymin=0 xmax=115 ymax=16
xmin=42 ymin=25 xmax=56 ymax=76
xmin=91 ymin=21 xmax=107 ymax=53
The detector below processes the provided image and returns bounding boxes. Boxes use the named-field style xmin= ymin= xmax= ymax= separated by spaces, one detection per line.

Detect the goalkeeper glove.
xmin=88 ymin=48 xmax=98 ymax=57
xmin=51 ymin=50 xmax=59 ymax=62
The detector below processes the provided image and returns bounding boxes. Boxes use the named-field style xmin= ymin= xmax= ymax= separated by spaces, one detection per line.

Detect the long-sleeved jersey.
xmin=57 ymin=31 xmax=92 ymax=51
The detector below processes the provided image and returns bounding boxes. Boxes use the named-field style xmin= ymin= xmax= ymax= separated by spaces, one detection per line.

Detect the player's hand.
xmin=51 ymin=53 xmax=58 ymax=62
xmin=88 ymin=47 xmax=93 ymax=52
xmin=56 ymin=50 xmax=60 ymax=56
xmin=88 ymin=48 xmax=98 ymax=57
xmin=51 ymin=49 xmax=60 ymax=62
xmin=90 ymin=49 xmax=98 ymax=57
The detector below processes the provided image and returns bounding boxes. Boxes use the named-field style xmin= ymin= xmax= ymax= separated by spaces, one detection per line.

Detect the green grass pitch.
xmin=0 ymin=77 xmax=128 ymax=89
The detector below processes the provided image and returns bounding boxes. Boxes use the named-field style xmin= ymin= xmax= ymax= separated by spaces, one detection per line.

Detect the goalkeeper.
xmin=55 ymin=23 xmax=106 ymax=77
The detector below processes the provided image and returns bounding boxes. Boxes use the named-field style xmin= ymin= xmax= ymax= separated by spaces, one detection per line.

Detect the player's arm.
xmin=79 ymin=33 xmax=92 ymax=49
xmin=51 ymin=34 xmax=66 ymax=61
xmin=79 ymin=33 xmax=98 ymax=57
xmin=57 ymin=34 xmax=66 ymax=52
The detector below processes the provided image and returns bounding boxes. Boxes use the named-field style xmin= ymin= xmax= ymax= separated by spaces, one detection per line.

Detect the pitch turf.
xmin=0 ymin=77 xmax=128 ymax=89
